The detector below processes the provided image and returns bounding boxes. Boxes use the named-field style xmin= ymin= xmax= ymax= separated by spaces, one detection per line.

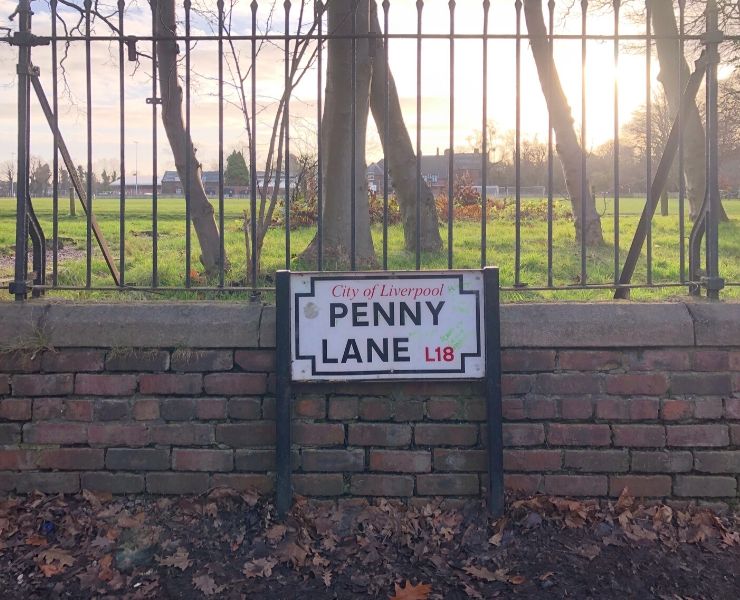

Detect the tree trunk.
xmin=155 ymin=0 xmax=223 ymax=274
xmin=302 ymin=0 xmax=376 ymax=268
xmin=68 ymin=187 xmax=76 ymax=217
xmin=523 ymin=0 xmax=604 ymax=245
xmin=369 ymin=3 xmax=442 ymax=253
xmin=650 ymin=0 xmax=728 ymax=222
xmin=660 ymin=189 xmax=668 ymax=216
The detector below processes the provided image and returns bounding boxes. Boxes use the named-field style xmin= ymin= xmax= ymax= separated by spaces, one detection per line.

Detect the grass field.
xmin=1 ymin=195 xmax=738 ymax=301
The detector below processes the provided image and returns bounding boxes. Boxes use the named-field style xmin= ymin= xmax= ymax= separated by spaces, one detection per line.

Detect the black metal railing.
xmin=2 ymin=0 xmax=736 ymax=301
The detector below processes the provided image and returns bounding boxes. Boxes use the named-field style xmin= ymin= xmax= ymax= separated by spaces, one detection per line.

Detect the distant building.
xmin=109 ymin=174 xmax=162 ymax=195
xmin=367 ymin=148 xmax=491 ymax=196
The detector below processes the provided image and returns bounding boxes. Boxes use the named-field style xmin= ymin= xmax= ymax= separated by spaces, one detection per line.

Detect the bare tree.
xmin=523 ymin=0 xmax=604 ymax=245
xmin=2 ymin=160 xmax=15 ymax=197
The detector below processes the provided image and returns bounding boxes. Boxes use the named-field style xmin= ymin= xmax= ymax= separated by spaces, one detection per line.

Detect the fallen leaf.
xmin=265 ymin=524 xmax=287 ymax=542
xmin=575 ymin=543 xmax=601 ymax=560
xmin=158 ymin=547 xmax=192 ymax=571
xmin=192 ymin=574 xmax=224 ymax=596
xmin=509 ymin=575 xmax=526 ymax=585
xmin=464 ymin=565 xmax=509 ymax=583
xmin=37 ymin=548 xmax=75 ymax=577
xmin=243 ymin=557 xmax=277 ymax=578
xmin=390 ymin=580 xmax=432 ymax=600
xmin=488 ymin=531 xmax=503 ymax=546
xmin=25 ymin=534 xmax=48 ymax=547
xmin=322 ymin=570 xmax=332 ymax=587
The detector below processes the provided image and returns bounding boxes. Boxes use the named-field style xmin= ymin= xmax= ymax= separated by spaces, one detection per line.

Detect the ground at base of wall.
xmin=0 ymin=491 xmax=738 ymax=599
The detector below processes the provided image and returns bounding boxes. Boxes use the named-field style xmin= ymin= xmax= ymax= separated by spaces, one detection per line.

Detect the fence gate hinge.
xmin=10 ymin=31 xmax=50 ymax=47
xmin=16 ymin=63 xmax=39 ymax=76
xmin=126 ymin=37 xmax=138 ymax=61
xmin=146 ymin=97 xmax=162 ymax=105
xmin=701 ymin=276 xmax=725 ymax=292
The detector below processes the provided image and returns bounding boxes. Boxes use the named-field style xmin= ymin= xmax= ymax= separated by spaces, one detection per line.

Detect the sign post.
xmin=275 ymin=268 xmax=503 ymax=517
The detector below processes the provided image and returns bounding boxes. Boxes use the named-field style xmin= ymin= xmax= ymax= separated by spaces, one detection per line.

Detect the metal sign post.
xmin=275 ymin=268 xmax=503 ymax=517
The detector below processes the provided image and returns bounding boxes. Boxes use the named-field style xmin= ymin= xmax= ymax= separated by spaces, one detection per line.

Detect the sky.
xmin=0 ymin=0 xmax=709 ymax=179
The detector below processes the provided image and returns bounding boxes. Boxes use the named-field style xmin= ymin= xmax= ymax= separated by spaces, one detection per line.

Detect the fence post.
xmin=10 ymin=0 xmax=33 ymax=301
xmin=275 ymin=270 xmax=292 ymax=518
xmin=702 ymin=0 xmax=724 ymax=300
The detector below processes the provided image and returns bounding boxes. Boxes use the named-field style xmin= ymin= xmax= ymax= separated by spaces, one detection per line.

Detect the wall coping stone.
xmin=0 ymin=300 xmax=735 ymax=350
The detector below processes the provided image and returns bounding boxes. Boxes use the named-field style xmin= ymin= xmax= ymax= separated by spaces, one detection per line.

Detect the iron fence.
xmin=2 ymin=0 xmax=737 ymax=300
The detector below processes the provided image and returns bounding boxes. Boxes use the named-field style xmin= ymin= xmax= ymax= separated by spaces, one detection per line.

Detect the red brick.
xmin=215 ymin=423 xmax=275 ymax=447
xmin=666 ymin=425 xmax=729 ymax=447
xmin=0 ymin=398 xmax=31 ymax=420
xmin=132 ymin=399 xmax=159 ymax=420
xmin=730 ymin=351 xmax=740 ymax=371
xmin=502 ymin=423 xmax=545 ymax=447
xmin=146 ymin=473 xmax=210 ymax=494
xmin=504 ymin=449 xmax=561 ymax=472
xmin=328 ymin=397 xmax=359 ymax=420
xmin=293 ymin=395 xmax=326 ymax=418
xmin=613 ymin=425 xmax=665 ymax=447
xmin=81 ymin=472 xmax=144 ymax=494
xmin=196 ymin=398 xmax=227 ymax=420
xmin=349 ymin=423 xmax=411 ymax=446
xmin=293 ymin=474 xmax=344 ymax=496
xmin=417 ymin=474 xmax=479 ymax=495
xmin=674 ymin=476 xmax=736 ymax=498
xmin=670 ymin=373 xmax=732 ymax=395
xmin=23 ymin=422 xmax=87 ymax=444
xmin=65 ymin=399 xmax=94 ymax=421
xmin=502 ymin=374 xmax=532 ymax=395
xmin=394 ymin=399 xmax=424 ymax=421
xmin=204 ymin=373 xmax=266 ymax=396
xmin=559 ymin=351 xmax=622 ymax=371
xmin=502 ymin=350 xmax=556 ymax=373
xmin=605 ymin=373 xmax=668 ymax=396
xmin=160 ymin=398 xmax=196 ymax=421
xmin=661 ymin=399 xmax=693 ymax=421
xmin=16 ymin=472 xmax=79 ymax=494
xmin=525 ymin=397 xmax=558 ymax=419
xmin=563 ymin=450 xmax=629 ymax=472
xmin=106 ymin=448 xmax=170 ymax=471
xmin=41 ymin=349 xmax=105 ymax=373
xmin=139 ymin=374 xmax=201 ymax=395
xmin=0 ymin=450 xmax=38 ymax=470
xmin=94 ymin=399 xmax=130 ymax=421
xmin=628 ymin=350 xmax=690 ymax=371
xmin=234 ymin=350 xmax=276 ymax=372
xmin=731 ymin=424 xmax=740 ymax=445
xmin=726 ymin=397 xmax=740 ymax=419
xmin=609 ymin=475 xmax=671 ymax=497
xmin=32 ymin=398 xmax=64 ymax=420
xmin=172 ymin=449 xmax=233 ymax=472
xmin=151 ymin=423 xmax=214 ymax=445
xmin=359 ymin=397 xmax=392 ymax=420
xmin=13 ymin=374 xmax=73 ymax=397
xmin=0 ymin=375 xmax=8 ymax=395
xmin=595 ymin=397 xmax=629 ymax=420
xmin=558 ymin=397 xmax=593 ymax=420
xmin=171 ymin=350 xmax=233 ymax=372
xmin=211 ymin=474 xmax=274 ymax=494
xmin=105 ymin=350 xmax=169 ymax=372
xmin=75 ymin=374 xmax=137 ymax=396
xmin=631 ymin=451 xmax=693 ymax=473
xmin=693 ymin=398 xmax=724 ymax=420
xmin=504 ymin=474 xmax=542 ymax=494
xmin=544 ymin=475 xmax=607 ymax=496
xmin=293 ymin=422 xmax=345 ymax=446
xmin=88 ymin=423 xmax=149 ymax=447
xmin=350 ymin=474 xmax=414 ymax=496
xmin=0 ymin=351 xmax=40 ymax=373
xmin=39 ymin=448 xmax=104 ymax=470
xmin=694 ymin=451 xmax=740 ymax=473
xmin=536 ymin=373 xmax=600 ymax=395
xmin=547 ymin=424 xmax=611 ymax=447
xmin=302 ymin=449 xmax=364 ymax=472
xmin=0 ymin=424 xmax=21 ymax=444
xmin=629 ymin=397 xmax=660 ymax=420
xmin=733 ymin=374 xmax=740 ymax=392
xmin=370 ymin=450 xmax=431 ymax=473
xmin=235 ymin=449 xmax=278 ymax=472
xmin=692 ymin=350 xmax=730 ymax=372
xmin=502 ymin=397 xmax=525 ymax=419
xmin=414 ymin=424 xmax=477 ymax=446
xmin=426 ymin=398 xmax=460 ymax=420
xmin=434 ymin=449 xmax=487 ymax=472
xmin=228 ymin=398 xmax=262 ymax=420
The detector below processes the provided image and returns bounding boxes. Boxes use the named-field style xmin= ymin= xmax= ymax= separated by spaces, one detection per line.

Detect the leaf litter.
xmin=0 ymin=487 xmax=737 ymax=598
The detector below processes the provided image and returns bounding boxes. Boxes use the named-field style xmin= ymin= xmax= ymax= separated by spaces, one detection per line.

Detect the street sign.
xmin=290 ymin=271 xmax=485 ymax=381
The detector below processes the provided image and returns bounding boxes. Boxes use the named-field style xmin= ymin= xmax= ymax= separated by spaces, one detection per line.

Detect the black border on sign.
xmin=292 ymin=272 xmax=482 ymax=377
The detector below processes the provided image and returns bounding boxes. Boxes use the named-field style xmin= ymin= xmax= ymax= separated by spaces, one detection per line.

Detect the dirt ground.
xmin=0 ymin=489 xmax=738 ymax=599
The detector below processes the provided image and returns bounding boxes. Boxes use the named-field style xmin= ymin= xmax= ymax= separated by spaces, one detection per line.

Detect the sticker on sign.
xmin=291 ymin=271 xmax=484 ymax=381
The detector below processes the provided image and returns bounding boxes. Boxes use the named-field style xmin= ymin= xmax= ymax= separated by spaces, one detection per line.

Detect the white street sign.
xmin=290 ymin=271 xmax=485 ymax=381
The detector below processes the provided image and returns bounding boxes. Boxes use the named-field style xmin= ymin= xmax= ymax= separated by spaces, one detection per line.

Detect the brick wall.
xmin=0 ymin=302 xmax=738 ymax=504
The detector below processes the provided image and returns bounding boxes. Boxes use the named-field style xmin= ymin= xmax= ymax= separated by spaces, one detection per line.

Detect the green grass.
xmin=1 ymin=195 xmax=738 ymax=302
